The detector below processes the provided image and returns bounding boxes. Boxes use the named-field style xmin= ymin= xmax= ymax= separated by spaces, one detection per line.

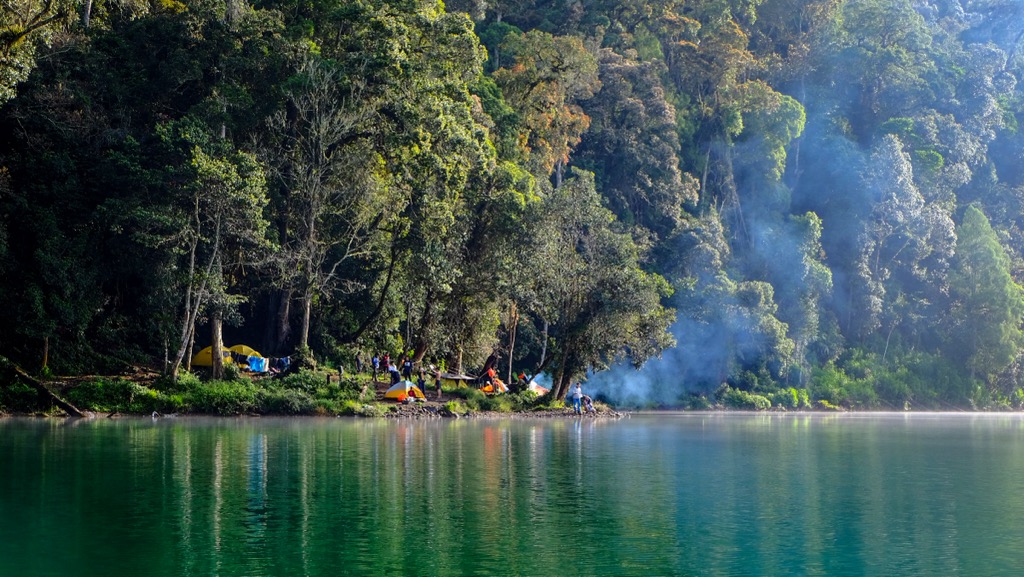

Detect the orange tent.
xmin=480 ymin=379 xmax=508 ymax=394
xmin=384 ymin=380 xmax=426 ymax=401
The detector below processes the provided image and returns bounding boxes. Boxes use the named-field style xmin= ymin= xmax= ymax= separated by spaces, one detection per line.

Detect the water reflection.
xmin=4 ymin=414 xmax=1024 ymax=576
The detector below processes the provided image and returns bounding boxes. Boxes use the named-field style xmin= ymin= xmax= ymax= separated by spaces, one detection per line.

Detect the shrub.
xmin=0 ymin=381 xmax=38 ymax=413
xmin=448 ymin=387 xmax=487 ymax=410
xmin=809 ymin=362 xmax=853 ymax=407
xmin=444 ymin=400 xmax=469 ymax=415
xmin=336 ymin=399 xmax=364 ymax=415
xmin=543 ymin=399 xmax=566 ymax=410
xmin=185 ymin=380 xmax=258 ymax=415
xmin=683 ymin=394 xmax=713 ymax=410
xmin=506 ymin=390 xmax=539 ymax=409
xmin=154 ymin=371 xmax=202 ymax=394
xmin=65 ymin=378 xmax=137 ymax=412
xmin=161 ymin=394 xmax=187 ymax=413
xmin=816 ymin=399 xmax=843 ymax=411
xmin=797 ymin=388 xmax=810 ymax=408
xmin=719 ymin=386 xmax=771 ymax=410
xmin=771 ymin=388 xmax=797 ymax=409
xmin=355 ymin=403 xmax=390 ymax=417
xmin=126 ymin=385 xmax=164 ymax=413
xmin=1013 ymin=388 xmax=1024 ymax=410
xmin=279 ymin=369 xmax=328 ymax=394
xmin=480 ymin=394 xmax=514 ymax=412
xmin=258 ymin=388 xmax=315 ymax=415
xmin=767 ymin=387 xmax=811 ymax=410
xmin=222 ymin=362 xmax=241 ymax=382
xmin=334 ymin=376 xmax=366 ymax=399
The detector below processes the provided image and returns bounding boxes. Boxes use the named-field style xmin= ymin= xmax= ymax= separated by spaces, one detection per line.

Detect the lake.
xmin=2 ymin=413 xmax=1024 ymax=576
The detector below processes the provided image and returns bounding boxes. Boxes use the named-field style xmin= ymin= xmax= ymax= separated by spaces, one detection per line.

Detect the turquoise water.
xmin=2 ymin=413 xmax=1024 ymax=576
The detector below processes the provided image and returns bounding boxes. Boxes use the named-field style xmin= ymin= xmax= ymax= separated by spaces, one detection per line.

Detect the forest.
xmin=2 ymin=0 xmax=1024 ymax=410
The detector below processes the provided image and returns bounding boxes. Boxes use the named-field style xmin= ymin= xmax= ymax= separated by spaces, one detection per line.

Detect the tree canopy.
xmin=3 ymin=0 xmax=1024 ymax=408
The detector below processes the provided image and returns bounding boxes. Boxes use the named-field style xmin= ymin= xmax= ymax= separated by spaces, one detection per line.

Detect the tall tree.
xmin=526 ymin=169 xmax=675 ymax=399
xmin=948 ymin=205 xmax=1024 ymax=384
xmin=575 ymin=47 xmax=698 ymax=246
xmin=493 ymin=29 xmax=600 ymax=185
xmin=262 ymin=53 xmax=394 ymax=351
xmin=156 ymin=117 xmax=270 ymax=380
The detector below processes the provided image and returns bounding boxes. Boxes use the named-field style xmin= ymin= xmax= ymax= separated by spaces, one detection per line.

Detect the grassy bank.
xmin=0 ymin=367 xmax=594 ymax=418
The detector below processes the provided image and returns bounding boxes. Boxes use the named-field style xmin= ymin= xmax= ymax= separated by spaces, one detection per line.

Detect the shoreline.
xmin=5 ymin=406 xmax=1016 ymax=419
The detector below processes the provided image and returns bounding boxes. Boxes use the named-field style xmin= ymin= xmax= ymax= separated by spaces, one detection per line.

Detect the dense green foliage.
xmin=3 ymin=0 xmax=1024 ymax=410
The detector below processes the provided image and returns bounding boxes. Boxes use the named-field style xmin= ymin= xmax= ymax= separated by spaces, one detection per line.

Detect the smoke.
xmin=587 ymin=279 xmax=797 ymax=407
xmin=588 ymin=0 xmax=1024 ymax=408
xmin=588 ymin=106 xmax=875 ymax=408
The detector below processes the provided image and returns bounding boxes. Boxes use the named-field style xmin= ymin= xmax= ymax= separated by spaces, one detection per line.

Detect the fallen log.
xmin=1 ymin=357 xmax=89 ymax=417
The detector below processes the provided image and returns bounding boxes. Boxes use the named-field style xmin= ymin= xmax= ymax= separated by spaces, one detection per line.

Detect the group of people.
xmin=571 ymin=382 xmax=595 ymax=415
xmin=359 ymin=352 xmax=443 ymax=400
xmin=355 ymin=351 xmax=595 ymax=411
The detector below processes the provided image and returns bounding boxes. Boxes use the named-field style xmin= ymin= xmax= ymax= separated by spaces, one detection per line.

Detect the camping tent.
xmin=480 ymin=379 xmax=509 ymax=394
xmin=439 ymin=373 xmax=476 ymax=389
xmin=192 ymin=344 xmax=264 ymax=368
xmin=228 ymin=344 xmax=268 ymax=372
xmin=190 ymin=346 xmax=232 ymax=367
xmin=384 ymin=380 xmax=426 ymax=402
xmin=527 ymin=381 xmax=550 ymax=395
xmin=228 ymin=344 xmax=262 ymax=358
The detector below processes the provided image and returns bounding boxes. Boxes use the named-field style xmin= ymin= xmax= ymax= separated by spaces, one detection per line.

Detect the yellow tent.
xmin=384 ymin=381 xmax=426 ymax=402
xmin=439 ymin=373 xmax=476 ymax=389
xmin=228 ymin=344 xmax=262 ymax=358
xmin=192 ymin=344 xmax=263 ymax=368
xmin=190 ymin=346 xmax=231 ymax=367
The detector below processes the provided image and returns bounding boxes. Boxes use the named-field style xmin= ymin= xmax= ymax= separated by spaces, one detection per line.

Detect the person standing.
xmin=371 ymin=354 xmax=380 ymax=381
xmin=572 ymin=382 xmax=583 ymax=415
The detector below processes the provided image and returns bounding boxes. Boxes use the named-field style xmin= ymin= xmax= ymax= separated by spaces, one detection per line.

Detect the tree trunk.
xmin=539 ymin=319 xmax=549 ymax=366
xmin=169 ymin=197 xmax=213 ymax=380
xmin=2 ymin=358 xmax=87 ymax=417
xmin=299 ymin=288 xmax=312 ymax=349
xmin=211 ymin=311 xmax=225 ymax=380
xmin=186 ymin=328 xmax=196 ymax=373
xmin=263 ymin=288 xmax=293 ymax=354
xmin=276 ymin=289 xmax=293 ymax=353
xmin=506 ymin=302 xmax=518 ymax=384
xmin=82 ymin=0 xmax=93 ymax=29
xmin=412 ymin=290 xmax=434 ymax=364
xmin=42 ymin=336 xmax=49 ymax=372
xmin=339 ymin=245 xmax=397 ymax=343
xmin=553 ymin=363 xmax=567 ymax=401
xmin=262 ymin=291 xmax=279 ymax=354
xmin=552 ymin=349 xmax=577 ymax=401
